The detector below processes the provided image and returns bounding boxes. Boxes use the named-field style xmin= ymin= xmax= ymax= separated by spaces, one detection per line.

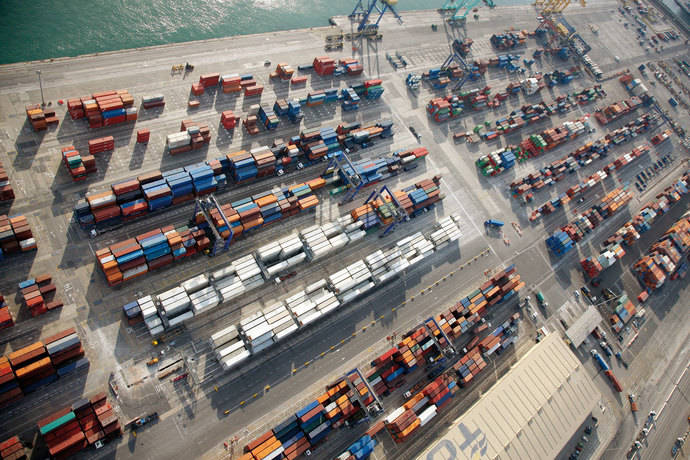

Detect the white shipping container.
xmin=385 ymin=407 xmax=405 ymax=424
xmin=181 ymin=274 xmax=209 ymax=294
xmin=275 ymin=324 xmax=299 ymax=340
xmin=167 ymin=310 xmax=193 ymax=327
xmin=210 ymin=326 xmax=239 ymax=349
xmin=216 ymin=340 xmax=245 ymax=359
xmin=221 ymin=349 xmax=250 ymax=370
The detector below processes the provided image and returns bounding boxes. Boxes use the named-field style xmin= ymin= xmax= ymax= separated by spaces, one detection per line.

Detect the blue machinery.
xmin=441 ymin=39 xmax=473 ymax=90
xmin=365 ymin=185 xmax=409 ymax=237
xmin=324 ymin=150 xmax=364 ymax=204
xmin=349 ymin=0 xmax=403 ymax=32
xmin=193 ymin=195 xmax=233 ymax=257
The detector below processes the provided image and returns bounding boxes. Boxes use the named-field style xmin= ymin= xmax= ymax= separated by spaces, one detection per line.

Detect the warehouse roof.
xmin=418 ymin=333 xmax=600 ymax=460
xmin=565 ymin=304 xmax=604 ymax=348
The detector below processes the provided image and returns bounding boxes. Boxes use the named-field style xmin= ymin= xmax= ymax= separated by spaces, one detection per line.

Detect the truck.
xmin=605 ymin=370 xmax=623 ymax=392
xmin=591 ymin=349 xmax=610 ymax=371
xmin=125 ymin=412 xmax=159 ymax=430
xmin=484 ymin=219 xmax=504 ymax=228
xmin=535 ymin=291 xmax=548 ymax=308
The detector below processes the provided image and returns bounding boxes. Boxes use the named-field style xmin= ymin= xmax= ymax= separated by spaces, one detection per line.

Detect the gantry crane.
xmin=350 ymin=0 xmax=403 ymax=32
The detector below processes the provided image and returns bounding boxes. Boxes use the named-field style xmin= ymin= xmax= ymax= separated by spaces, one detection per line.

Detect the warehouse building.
xmin=418 ymin=333 xmax=600 ymax=460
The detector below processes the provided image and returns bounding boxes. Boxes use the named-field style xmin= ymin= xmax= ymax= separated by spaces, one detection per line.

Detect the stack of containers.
xmin=67 ymin=90 xmax=136 ymax=128
xmin=213 ymin=255 xmax=265 ymax=304
xmin=341 ymin=88 xmax=360 ymax=111
xmin=238 ymin=306 xmax=294 ymax=355
xmin=0 ymin=161 xmax=14 ymax=202
xmin=313 ymin=57 xmax=336 ymax=76
xmin=329 ymin=260 xmax=375 ymax=303
xmin=142 ymin=178 xmax=172 ymax=211
xmin=258 ymin=106 xmax=280 ymax=130
xmin=428 ymin=215 xmax=463 ymax=249
xmin=142 ymin=94 xmax=165 ymax=109
xmin=44 ymin=328 xmax=88 ymax=377
xmin=88 ymin=136 xmax=115 ymax=155
xmin=256 ymin=235 xmax=306 ymax=277
xmin=291 ymin=75 xmax=308 ymax=86
xmin=220 ymin=74 xmax=242 ymax=93
xmin=339 ymin=58 xmax=363 ymax=75
xmin=221 ymin=110 xmax=238 ymax=130
xmin=37 ymin=393 xmax=121 ymax=458
xmin=385 ymin=408 xmax=420 ymax=443
xmin=0 ymin=295 xmax=13 ymax=330
xmin=95 ymin=225 xmax=209 ymax=286
xmin=609 ymin=294 xmax=637 ymax=333
xmin=244 ymin=82 xmax=264 ymax=97
xmin=85 ymin=191 xmax=120 ymax=224
xmin=166 ymin=120 xmax=211 ymax=155
xmin=140 ymin=296 xmax=164 ymax=337
xmin=0 ymin=357 xmax=21 ymax=408
xmin=18 ymin=274 xmax=61 ymax=317
xmin=199 ymin=73 xmax=220 ymax=90
xmin=0 ymin=215 xmax=36 ymax=258
xmin=285 ymin=282 xmax=341 ymax=326
xmin=298 ymin=401 xmax=331 ymax=448
xmin=61 ymin=146 xmax=96 ymax=181
xmin=0 ymin=436 xmax=24 ymax=459
xmin=364 ymin=79 xmax=384 ymax=99
xmin=25 ymin=104 xmax=58 ymax=131
xmin=228 ymin=150 xmax=259 ymax=182
xmin=8 ymin=342 xmax=55 ymax=394
xmin=243 ymin=115 xmax=260 ymax=135
xmin=181 ymin=274 xmax=219 ymax=315
xmin=453 ymin=347 xmax=488 ymax=386
xmin=300 ymin=217 xmax=364 ymax=260
xmin=270 ymin=63 xmax=295 ymax=80
xmin=121 ymin=299 xmax=142 ymax=326
xmin=157 ymin=286 xmax=193 ymax=329
xmin=209 ymin=325 xmax=248 ymax=371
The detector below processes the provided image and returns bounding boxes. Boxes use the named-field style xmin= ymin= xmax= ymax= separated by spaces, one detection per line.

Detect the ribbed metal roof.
xmin=418 ymin=333 xmax=600 ymax=460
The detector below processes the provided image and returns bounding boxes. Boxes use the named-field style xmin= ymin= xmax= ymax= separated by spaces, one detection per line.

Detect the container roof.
xmin=417 ymin=333 xmax=600 ymax=460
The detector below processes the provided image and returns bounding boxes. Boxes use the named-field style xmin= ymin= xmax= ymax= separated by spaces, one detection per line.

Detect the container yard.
xmin=0 ymin=1 xmax=688 ymax=459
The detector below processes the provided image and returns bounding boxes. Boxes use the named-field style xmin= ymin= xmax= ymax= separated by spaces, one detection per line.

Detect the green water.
xmin=0 ymin=0 xmax=466 ymax=65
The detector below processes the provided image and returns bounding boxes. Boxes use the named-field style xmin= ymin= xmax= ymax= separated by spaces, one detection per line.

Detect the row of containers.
xmin=73 ymin=119 xmax=395 ymax=230
xmin=546 ymin=186 xmax=634 ymax=256
xmin=18 ymin=274 xmax=63 ymax=317
xmin=66 ymin=89 xmax=137 ymax=129
xmin=0 ymin=214 xmax=36 ymax=262
xmin=0 ymin=160 xmax=14 ymax=202
xmin=425 ymin=70 xmax=590 ymax=123
xmin=0 ymin=294 xmax=13 ymax=331
xmin=510 ymin=112 xmax=661 ymax=201
xmin=476 ymin=85 xmax=606 ymax=141
xmin=528 ymin=144 xmax=651 ymax=222
xmin=0 ymin=328 xmax=87 ymax=409
xmin=633 ymin=211 xmax=690 ymax=292
xmin=95 ymin=156 xmax=429 ymax=287
xmin=475 ymin=116 xmax=589 ymax=176
xmin=593 ymin=97 xmax=643 ymax=125
xmin=192 ymin=73 xmax=264 ymax=97
xmin=237 ymin=265 xmax=524 ymax=459
xmin=580 ymin=171 xmax=690 ymax=281
xmin=36 ymin=392 xmax=121 ymax=458
xmin=122 ymin=180 xmax=449 ymax=339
